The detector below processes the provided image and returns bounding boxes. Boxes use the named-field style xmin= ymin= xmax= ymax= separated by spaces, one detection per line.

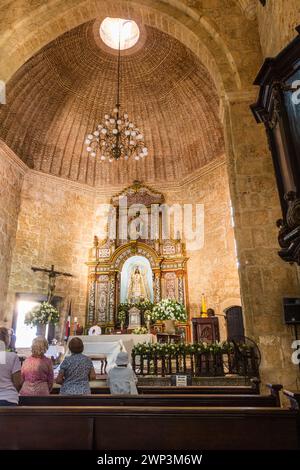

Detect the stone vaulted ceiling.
xmin=0 ymin=20 xmax=224 ymax=187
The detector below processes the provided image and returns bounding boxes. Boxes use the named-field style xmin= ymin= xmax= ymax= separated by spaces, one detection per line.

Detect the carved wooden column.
xmin=153 ymin=270 xmax=161 ymax=303
xmin=87 ymin=275 xmax=96 ymax=325
xmin=108 ymin=272 xmax=116 ymax=326
xmin=176 ymin=271 xmax=185 ymax=306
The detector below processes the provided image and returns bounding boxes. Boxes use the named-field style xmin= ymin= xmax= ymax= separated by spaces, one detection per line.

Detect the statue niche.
xmin=127 ymin=265 xmax=149 ymax=303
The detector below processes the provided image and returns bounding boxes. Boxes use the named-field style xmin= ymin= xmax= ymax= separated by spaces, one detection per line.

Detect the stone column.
xmin=223 ymin=91 xmax=300 ymax=388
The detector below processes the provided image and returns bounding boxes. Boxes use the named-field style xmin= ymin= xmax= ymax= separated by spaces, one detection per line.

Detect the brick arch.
xmin=0 ymin=0 xmax=261 ymax=95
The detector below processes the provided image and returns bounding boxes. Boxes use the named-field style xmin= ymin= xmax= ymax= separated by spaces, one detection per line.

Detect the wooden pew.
xmin=283 ymin=389 xmax=300 ymax=449
xmin=19 ymin=386 xmax=281 ymax=407
xmin=283 ymin=389 xmax=300 ymax=410
xmin=0 ymin=406 xmax=298 ymax=450
xmin=51 ymin=381 xmax=261 ymax=396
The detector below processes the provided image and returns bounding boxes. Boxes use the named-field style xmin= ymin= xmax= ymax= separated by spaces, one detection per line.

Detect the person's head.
xmin=116 ymin=351 xmax=129 ymax=367
xmin=0 ymin=327 xmax=10 ymax=348
xmin=31 ymin=336 xmax=48 ymax=357
xmin=69 ymin=337 xmax=84 ymax=354
xmin=207 ymin=308 xmax=215 ymax=317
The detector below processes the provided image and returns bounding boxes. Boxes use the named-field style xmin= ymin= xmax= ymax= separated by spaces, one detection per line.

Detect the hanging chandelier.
xmin=85 ymin=19 xmax=148 ymax=163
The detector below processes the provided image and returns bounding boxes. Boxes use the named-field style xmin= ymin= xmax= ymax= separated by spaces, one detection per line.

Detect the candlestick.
xmin=201 ymin=293 xmax=207 ymax=317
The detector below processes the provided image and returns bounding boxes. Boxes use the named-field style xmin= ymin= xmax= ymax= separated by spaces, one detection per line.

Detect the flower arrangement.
xmin=25 ymin=302 xmax=60 ymax=327
xmin=132 ymin=341 xmax=240 ymax=358
xmin=132 ymin=327 xmax=148 ymax=334
xmin=151 ymin=299 xmax=187 ymax=322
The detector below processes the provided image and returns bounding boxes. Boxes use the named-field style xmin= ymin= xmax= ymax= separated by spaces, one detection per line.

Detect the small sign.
xmin=171 ymin=374 xmax=192 ymax=387
xmin=176 ymin=375 xmax=187 ymax=387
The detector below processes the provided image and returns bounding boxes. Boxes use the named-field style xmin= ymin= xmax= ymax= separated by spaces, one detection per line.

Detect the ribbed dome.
xmin=0 ymin=20 xmax=224 ymax=186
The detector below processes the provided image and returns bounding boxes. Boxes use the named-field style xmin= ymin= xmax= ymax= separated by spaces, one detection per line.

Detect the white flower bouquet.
xmin=151 ymin=299 xmax=187 ymax=322
xmin=25 ymin=302 xmax=60 ymax=327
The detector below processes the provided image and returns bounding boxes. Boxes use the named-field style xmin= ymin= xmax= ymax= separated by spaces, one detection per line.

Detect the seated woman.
xmin=56 ymin=337 xmax=96 ymax=395
xmin=20 ymin=336 xmax=54 ymax=396
xmin=0 ymin=327 xmax=23 ymax=405
xmin=107 ymin=351 xmax=138 ymax=395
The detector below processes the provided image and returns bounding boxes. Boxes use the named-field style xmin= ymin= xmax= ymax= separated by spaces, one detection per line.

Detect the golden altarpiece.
xmin=85 ymin=182 xmax=189 ymax=334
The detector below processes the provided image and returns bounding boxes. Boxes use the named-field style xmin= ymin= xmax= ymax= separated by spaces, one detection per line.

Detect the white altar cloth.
xmin=66 ymin=334 xmax=155 ymax=371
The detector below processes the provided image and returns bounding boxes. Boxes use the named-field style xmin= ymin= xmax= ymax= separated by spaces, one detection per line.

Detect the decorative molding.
xmin=24 ymin=155 xmax=227 ymax=197
xmin=0 ymin=140 xmax=28 ymax=175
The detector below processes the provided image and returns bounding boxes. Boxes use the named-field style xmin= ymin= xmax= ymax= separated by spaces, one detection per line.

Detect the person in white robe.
xmin=107 ymin=351 xmax=138 ymax=395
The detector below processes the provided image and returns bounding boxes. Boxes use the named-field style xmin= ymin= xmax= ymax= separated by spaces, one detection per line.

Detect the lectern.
xmin=192 ymin=317 xmax=220 ymax=344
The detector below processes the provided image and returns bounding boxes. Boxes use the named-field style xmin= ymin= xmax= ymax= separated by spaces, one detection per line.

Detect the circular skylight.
xmin=100 ymin=18 xmax=140 ymax=51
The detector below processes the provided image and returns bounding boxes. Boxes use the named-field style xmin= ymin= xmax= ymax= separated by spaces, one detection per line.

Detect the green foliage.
xmin=132 ymin=341 xmax=239 ymax=358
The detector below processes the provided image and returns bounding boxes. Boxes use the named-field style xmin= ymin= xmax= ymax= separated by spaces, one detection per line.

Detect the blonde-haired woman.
xmin=20 ymin=336 xmax=54 ymax=396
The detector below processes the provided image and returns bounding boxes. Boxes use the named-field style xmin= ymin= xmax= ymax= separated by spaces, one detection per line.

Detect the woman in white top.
xmin=0 ymin=327 xmax=23 ymax=405
xmin=107 ymin=351 xmax=138 ymax=395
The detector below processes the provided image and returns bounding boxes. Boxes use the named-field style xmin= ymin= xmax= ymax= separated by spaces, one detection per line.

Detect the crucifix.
xmin=31 ymin=264 xmax=74 ymax=301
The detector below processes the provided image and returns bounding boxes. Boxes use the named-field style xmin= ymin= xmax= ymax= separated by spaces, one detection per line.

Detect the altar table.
xmin=66 ymin=334 xmax=156 ymax=372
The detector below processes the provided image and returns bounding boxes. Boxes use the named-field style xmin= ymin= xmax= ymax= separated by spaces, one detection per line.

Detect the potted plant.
xmin=151 ymin=299 xmax=187 ymax=334
xmin=25 ymin=302 xmax=60 ymax=337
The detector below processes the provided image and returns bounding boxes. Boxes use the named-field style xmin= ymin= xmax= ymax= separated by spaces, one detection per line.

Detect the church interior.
xmin=1 ymin=0 xmax=300 ymax=456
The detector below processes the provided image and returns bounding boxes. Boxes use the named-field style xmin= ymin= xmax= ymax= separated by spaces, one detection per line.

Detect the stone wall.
xmin=0 ymin=142 xmax=26 ymax=320
xmin=223 ymin=93 xmax=300 ymax=389
xmin=257 ymin=0 xmax=300 ymax=57
xmin=6 ymin=157 xmax=241 ymax=341
xmin=180 ymin=160 xmax=241 ymax=340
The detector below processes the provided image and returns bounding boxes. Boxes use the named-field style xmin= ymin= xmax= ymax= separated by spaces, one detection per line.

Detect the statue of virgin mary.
xmin=127 ymin=266 xmax=150 ymax=303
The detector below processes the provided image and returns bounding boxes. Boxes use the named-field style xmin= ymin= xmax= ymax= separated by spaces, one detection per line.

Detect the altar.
xmin=85 ymin=182 xmax=189 ymax=334
xmin=66 ymin=334 xmax=156 ymax=371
